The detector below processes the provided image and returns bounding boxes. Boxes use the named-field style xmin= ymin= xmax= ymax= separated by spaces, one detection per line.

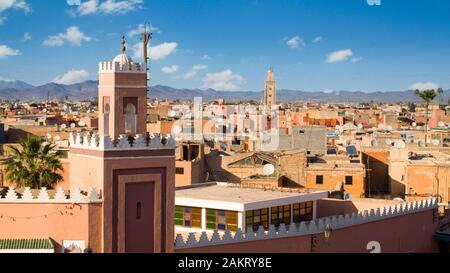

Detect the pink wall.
xmin=0 ymin=203 xmax=103 ymax=253
xmin=176 ymin=209 xmax=440 ymax=253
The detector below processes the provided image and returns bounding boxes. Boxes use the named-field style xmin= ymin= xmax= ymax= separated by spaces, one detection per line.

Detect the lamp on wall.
xmin=324 ymin=224 xmax=333 ymax=242
xmin=83 ymin=247 xmax=93 ymax=253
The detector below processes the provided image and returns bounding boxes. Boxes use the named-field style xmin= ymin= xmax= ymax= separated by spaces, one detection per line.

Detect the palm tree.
xmin=4 ymin=135 xmax=63 ymax=189
xmin=415 ymin=88 xmax=444 ymax=146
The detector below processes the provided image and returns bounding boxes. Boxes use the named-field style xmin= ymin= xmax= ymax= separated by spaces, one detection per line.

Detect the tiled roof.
xmin=0 ymin=238 xmax=54 ymax=250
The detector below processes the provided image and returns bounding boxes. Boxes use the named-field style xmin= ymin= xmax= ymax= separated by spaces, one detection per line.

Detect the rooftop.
xmin=175 ymin=182 xmax=328 ymax=211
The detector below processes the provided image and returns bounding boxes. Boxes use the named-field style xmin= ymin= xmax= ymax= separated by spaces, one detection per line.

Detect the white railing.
xmin=69 ymin=132 xmax=176 ymax=150
xmin=175 ymin=198 xmax=438 ymax=249
xmin=99 ymin=61 xmax=146 ymax=73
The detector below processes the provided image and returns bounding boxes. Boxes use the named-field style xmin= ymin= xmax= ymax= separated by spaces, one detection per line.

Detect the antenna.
xmin=142 ymin=22 xmax=153 ymax=93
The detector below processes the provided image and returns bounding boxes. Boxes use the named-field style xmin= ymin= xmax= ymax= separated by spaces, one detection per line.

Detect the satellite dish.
xmin=357 ymin=124 xmax=363 ymax=129
xmin=78 ymin=121 xmax=86 ymax=127
xmin=412 ymin=122 xmax=417 ymax=127
xmin=416 ymin=126 xmax=422 ymax=130
xmin=60 ymin=124 xmax=66 ymax=130
xmin=70 ymin=123 xmax=76 ymax=129
xmin=418 ymin=140 xmax=426 ymax=147
xmin=385 ymin=139 xmax=392 ymax=146
xmin=220 ymin=142 xmax=228 ymax=151
xmin=371 ymin=139 xmax=378 ymax=147
xmin=432 ymin=139 xmax=440 ymax=146
xmin=394 ymin=140 xmax=406 ymax=149
xmin=43 ymin=109 xmax=48 ymax=113
xmin=438 ymin=121 xmax=445 ymax=128
xmin=344 ymin=193 xmax=352 ymax=200
xmin=172 ymin=125 xmax=182 ymax=134
xmin=168 ymin=110 xmax=176 ymax=118
xmin=346 ymin=145 xmax=357 ymax=156
xmin=263 ymin=164 xmax=275 ymax=176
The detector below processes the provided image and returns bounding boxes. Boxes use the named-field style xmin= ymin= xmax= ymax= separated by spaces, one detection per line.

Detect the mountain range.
xmin=0 ymin=80 xmax=448 ymax=103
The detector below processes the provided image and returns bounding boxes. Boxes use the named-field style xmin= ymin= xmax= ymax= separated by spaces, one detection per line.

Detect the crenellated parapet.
xmin=99 ymin=61 xmax=146 ymax=73
xmin=0 ymin=187 xmax=102 ymax=204
xmin=69 ymin=132 xmax=176 ymax=150
xmin=175 ymin=198 xmax=438 ymax=249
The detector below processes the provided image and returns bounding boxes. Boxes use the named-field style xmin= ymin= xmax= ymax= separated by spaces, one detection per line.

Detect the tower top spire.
xmin=121 ymin=33 xmax=126 ymax=53
xmin=266 ymin=68 xmax=274 ymax=81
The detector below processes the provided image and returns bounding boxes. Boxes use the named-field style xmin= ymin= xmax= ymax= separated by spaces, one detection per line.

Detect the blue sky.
xmin=1 ymin=0 xmax=450 ymax=92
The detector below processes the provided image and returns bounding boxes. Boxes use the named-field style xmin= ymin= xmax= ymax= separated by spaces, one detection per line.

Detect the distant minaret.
xmin=263 ymin=68 xmax=276 ymax=107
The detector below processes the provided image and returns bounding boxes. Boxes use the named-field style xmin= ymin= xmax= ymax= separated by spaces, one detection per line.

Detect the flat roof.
xmin=175 ymin=183 xmax=328 ymax=211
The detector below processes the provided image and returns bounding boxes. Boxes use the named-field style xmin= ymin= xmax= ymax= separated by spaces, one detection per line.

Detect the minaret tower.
xmin=69 ymin=32 xmax=175 ymax=253
xmin=98 ymin=34 xmax=148 ymax=140
xmin=263 ymin=68 xmax=276 ymax=108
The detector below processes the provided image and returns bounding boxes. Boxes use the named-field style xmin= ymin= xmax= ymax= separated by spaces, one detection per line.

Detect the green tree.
xmin=4 ymin=136 xmax=63 ymax=189
xmin=415 ymin=88 xmax=444 ymax=146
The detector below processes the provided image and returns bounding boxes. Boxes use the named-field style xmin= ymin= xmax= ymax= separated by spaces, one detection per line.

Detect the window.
xmin=136 ymin=202 xmax=142 ymax=220
xmin=176 ymin=167 xmax=185 ymax=175
xmin=316 ymin=175 xmax=324 ymax=185
xmin=124 ymin=103 xmax=137 ymax=135
xmin=345 ymin=176 xmax=353 ymax=185
xmin=246 ymin=208 xmax=269 ymax=231
xmin=206 ymin=209 xmax=238 ymax=232
xmin=174 ymin=206 xmax=201 ymax=228
xmin=293 ymin=201 xmax=313 ymax=223
xmin=271 ymin=205 xmax=291 ymax=227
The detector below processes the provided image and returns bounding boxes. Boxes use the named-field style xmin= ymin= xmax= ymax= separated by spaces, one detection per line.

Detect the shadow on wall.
xmin=204 ymin=152 xmax=241 ymax=183
xmin=362 ymin=153 xmax=390 ymax=195
xmin=316 ymin=199 xmax=359 ymax=218
xmin=389 ymin=178 xmax=406 ymax=199
xmin=6 ymin=128 xmax=38 ymax=143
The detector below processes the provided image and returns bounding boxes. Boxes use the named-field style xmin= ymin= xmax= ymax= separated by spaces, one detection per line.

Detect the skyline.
xmin=1 ymin=0 xmax=450 ymax=92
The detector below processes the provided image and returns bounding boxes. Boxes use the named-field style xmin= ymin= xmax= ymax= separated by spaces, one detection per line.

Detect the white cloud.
xmin=100 ymin=0 xmax=143 ymax=14
xmin=326 ymin=49 xmax=353 ymax=63
xmin=132 ymin=41 xmax=178 ymax=61
xmin=43 ymin=26 xmax=91 ymax=47
xmin=410 ymin=82 xmax=439 ymax=91
xmin=286 ymin=36 xmax=305 ymax=49
xmin=202 ymin=54 xmax=212 ymax=60
xmin=127 ymin=23 xmax=160 ymax=38
xmin=67 ymin=0 xmax=81 ymax=6
xmin=182 ymin=64 xmax=208 ymax=79
xmin=72 ymin=0 xmax=143 ymax=15
xmin=0 ymin=0 xmax=30 ymax=24
xmin=77 ymin=0 xmax=97 ymax=15
xmin=22 ymin=31 xmax=31 ymax=42
xmin=150 ymin=42 xmax=177 ymax=60
xmin=52 ymin=69 xmax=90 ymax=85
xmin=0 ymin=44 xmax=20 ymax=59
xmin=312 ymin=36 xmax=323 ymax=43
xmin=161 ymin=65 xmax=179 ymax=74
xmin=0 ymin=0 xmax=30 ymax=13
xmin=202 ymin=69 xmax=246 ymax=90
